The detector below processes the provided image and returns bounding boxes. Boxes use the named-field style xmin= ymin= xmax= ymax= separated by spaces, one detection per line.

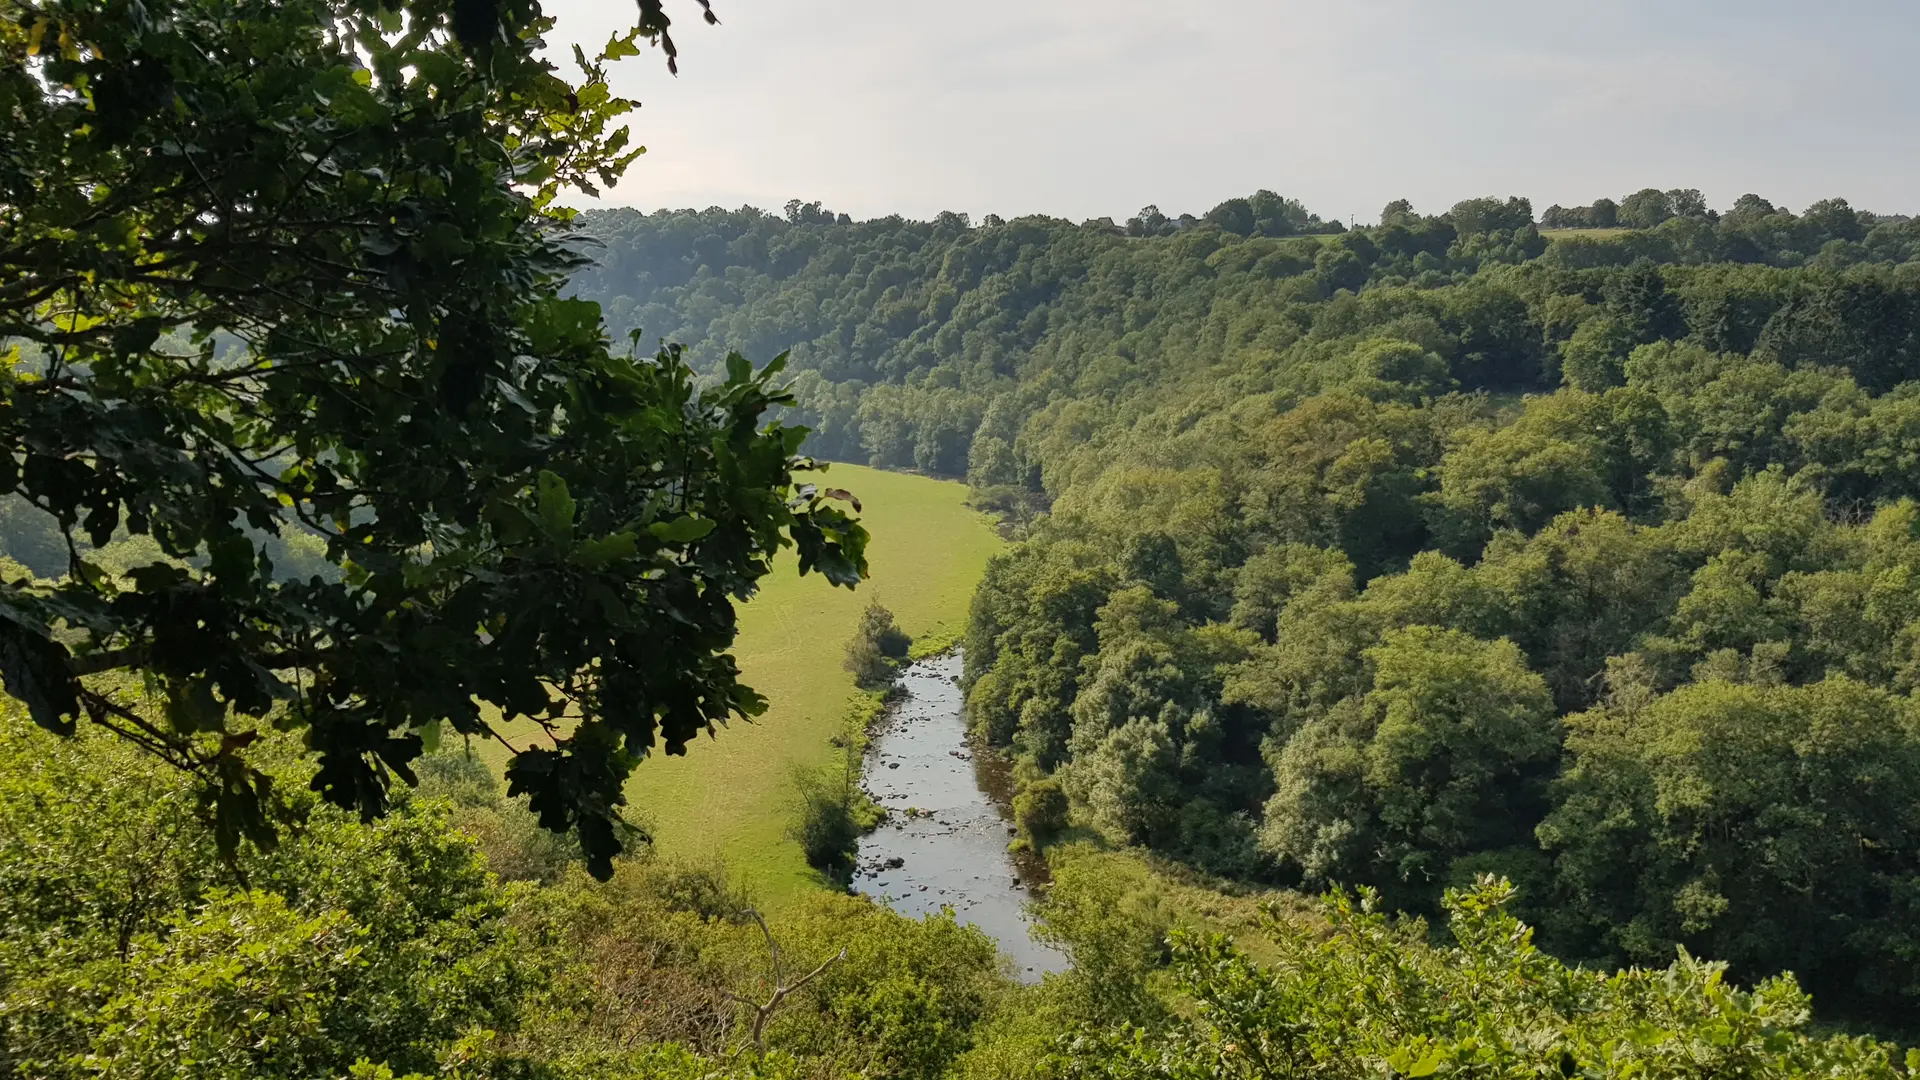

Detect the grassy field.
xmin=479 ymin=464 xmax=1001 ymax=905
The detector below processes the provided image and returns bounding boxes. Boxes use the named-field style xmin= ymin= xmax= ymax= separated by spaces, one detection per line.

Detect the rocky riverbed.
xmin=852 ymin=651 xmax=1068 ymax=982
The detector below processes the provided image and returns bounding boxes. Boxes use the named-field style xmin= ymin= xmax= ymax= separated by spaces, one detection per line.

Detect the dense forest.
xmin=565 ymin=190 xmax=1920 ymax=1032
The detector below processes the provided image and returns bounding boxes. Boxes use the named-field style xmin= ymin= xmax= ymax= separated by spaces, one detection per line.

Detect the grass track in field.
xmin=477 ymin=464 xmax=1001 ymax=906
xmin=1542 ymin=227 xmax=1633 ymax=240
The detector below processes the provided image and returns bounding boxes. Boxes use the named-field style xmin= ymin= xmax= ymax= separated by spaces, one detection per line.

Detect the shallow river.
xmin=853 ymin=652 xmax=1070 ymax=981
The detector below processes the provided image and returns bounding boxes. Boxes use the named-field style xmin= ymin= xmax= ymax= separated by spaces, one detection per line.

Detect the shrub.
xmin=0 ymin=707 xmax=543 ymax=1080
xmin=845 ymin=602 xmax=912 ymax=688
xmin=789 ymin=751 xmax=881 ymax=885
xmin=753 ymin=891 xmax=1009 ymax=1080
xmin=1046 ymin=877 xmax=1910 ymax=1079
xmin=1013 ymin=777 xmax=1070 ymax=846
xmin=414 ymin=746 xmax=585 ymax=883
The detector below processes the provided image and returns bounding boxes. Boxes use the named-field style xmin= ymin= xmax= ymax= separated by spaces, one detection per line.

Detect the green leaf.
xmin=1405 ymin=1050 xmax=1442 ymax=1078
xmin=537 ymin=471 xmax=576 ymax=541
xmin=574 ymin=531 xmax=639 ymax=567
xmin=112 ymin=316 xmax=165 ymax=356
xmin=526 ymin=297 xmax=603 ymax=354
xmin=166 ymin=677 xmax=226 ymax=735
xmin=725 ymin=351 xmax=751 ymax=384
xmin=601 ymin=31 xmax=643 ymax=60
xmin=648 ymin=516 xmax=714 ymax=543
xmin=422 ymin=221 xmax=474 ymax=257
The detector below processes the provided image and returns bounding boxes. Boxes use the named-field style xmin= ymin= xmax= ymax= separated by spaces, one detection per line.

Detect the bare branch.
xmin=727 ymin=907 xmax=848 ymax=1055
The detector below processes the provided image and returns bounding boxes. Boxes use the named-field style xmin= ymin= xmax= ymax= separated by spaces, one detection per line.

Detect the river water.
xmin=853 ymin=652 xmax=1070 ymax=981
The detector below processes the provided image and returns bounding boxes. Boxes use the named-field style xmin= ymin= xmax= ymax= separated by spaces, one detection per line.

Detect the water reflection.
xmin=854 ymin=652 xmax=1069 ymax=982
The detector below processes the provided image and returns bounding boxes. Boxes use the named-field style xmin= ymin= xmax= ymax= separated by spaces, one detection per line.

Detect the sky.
xmin=547 ymin=0 xmax=1920 ymax=225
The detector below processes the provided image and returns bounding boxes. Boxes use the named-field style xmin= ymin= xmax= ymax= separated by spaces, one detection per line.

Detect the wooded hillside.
xmin=569 ymin=190 xmax=1920 ymax=1031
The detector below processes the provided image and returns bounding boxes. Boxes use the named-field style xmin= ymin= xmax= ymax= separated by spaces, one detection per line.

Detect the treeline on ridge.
xmin=566 ymin=190 xmax=1920 ymax=1032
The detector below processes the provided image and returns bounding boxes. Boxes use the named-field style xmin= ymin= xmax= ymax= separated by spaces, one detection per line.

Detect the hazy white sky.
xmin=547 ymin=0 xmax=1919 ymax=224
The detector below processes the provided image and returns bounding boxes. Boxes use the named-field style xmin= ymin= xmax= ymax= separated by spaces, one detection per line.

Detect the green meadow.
xmin=480 ymin=463 xmax=1001 ymax=905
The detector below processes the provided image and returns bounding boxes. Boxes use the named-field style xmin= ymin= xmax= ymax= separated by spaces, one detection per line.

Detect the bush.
xmin=1046 ymin=877 xmax=1911 ymax=1079
xmin=845 ymin=602 xmax=912 ymax=688
xmin=1032 ymin=846 xmax=1174 ymax=1029
xmin=0 ymin=707 xmax=544 ymax=1080
xmin=1013 ymin=777 xmax=1070 ymax=846
xmin=789 ymin=751 xmax=881 ymax=885
xmin=414 ymin=745 xmax=585 ymax=883
xmin=751 ymin=891 xmax=1009 ymax=1080
xmin=793 ymin=787 xmax=861 ymax=884
xmin=517 ymin=863 xmax=1012 ymax=1080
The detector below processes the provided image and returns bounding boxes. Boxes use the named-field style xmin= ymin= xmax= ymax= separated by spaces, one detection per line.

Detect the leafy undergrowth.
xmin=6 ymin=705 xmax=1914 ymax=1080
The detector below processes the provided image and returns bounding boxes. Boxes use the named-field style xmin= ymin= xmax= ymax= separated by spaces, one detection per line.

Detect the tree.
xmin=1589 ymin=196 xmax=1619 ymax=228
xmin=1378 ymin=199 xmax=1418 ymax=227
xmin=1618 ymin=187 xmax=1676 ymax=229
xmin=1031 ymin=847 xmax=1174 ymax=1028
xmin=1202 ymin=198 xmax=1256 ymax=238
xmin=1723 ymin=193 xmax=1779 ymax=225
xmin=0 ymin=0 xmax=867 ymax=878
xmin=1247 ymin=190 xmax=1322 ymax=235
xmin=1560 ymin=317 xmax=1632 ymax=390
xmin=0 ymin=708 xmax=546 ymax=1079
xmin=844 ymin=601 xmax=909 ymax=689
xmin=1446 ymin=196 xmax=1533 ymax=237
xmin=1605 ymin=260 xmax=1685 ymax=344
xmin=724 ymin=910 xmax=847 ymax=1055
xmin=1802 ymin=197 xmax=1866 ymax=243
xmin=1013 ymin=776 xmax=1070 ymax=845
xmin=1260 ymin=626 xmax=1558 ymax=911
xmin=1125 ymin=206 xmax=1171 ymax=237
xmin=1539 ymin=676 xmax=1920 ymax=1024
xmin=1229 ymin=544 xmax=1353 ymax=643
xmin=1427 ymin=405 xmax=1612 ymax=555
xmin=1668 ymin=188 xmax=1709 ymax=219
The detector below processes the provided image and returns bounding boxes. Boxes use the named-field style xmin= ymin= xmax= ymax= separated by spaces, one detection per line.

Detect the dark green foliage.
xmin=792 ymin=783 xmax=862 ymax=884
xmin=14 ymin=0 xmax=1920 ymax=1045
xmin=0 ymin=699 xmax=1023 ymax=1080
xmin=1260 ymin=626 xmax=1558 ymax=912
xmin=1539 ymin=675 xmax=1920 ymax=1027
xmin=0 ymin=0 xmax=868 ymax=879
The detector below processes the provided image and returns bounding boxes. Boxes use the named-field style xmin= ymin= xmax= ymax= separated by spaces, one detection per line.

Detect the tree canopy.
xmin=0 ymin=0 xmax=867 ymax=878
